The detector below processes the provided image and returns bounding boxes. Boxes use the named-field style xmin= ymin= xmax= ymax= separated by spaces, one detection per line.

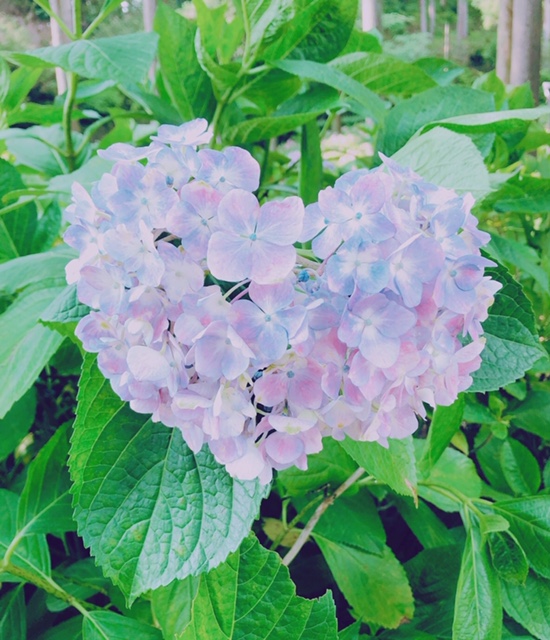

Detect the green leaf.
xmin=0 ymin=489 xmax=51 ymax=583
xmin=417 ymin=445 xmax=481 ymax=513
xmin=40 ymin=284 xmax=89 ymax=340
xmin=453 ymin=525 xmax=502 ymax=640
xmin=239 ymin=69 xmax=301 ymax=115
xmin=487 ymin=234 xmax=550 ymax=295
xmin=500 ymin=439 xmax=541 ymax=496
xmin=154 ymin=4 xmax=214 ymax=121
xmin=492 ymin=176 xmax=550 ymax=215
xmin=225 ymin=107 xmax=331 ymax=145
xmin=0 ymin=57 xmax=10 ymax=105
xmin=421 ymin=105 xmax=550 ymax=136
xmin=2 ymin=67 xmax=42 ymax=112
xmin=501 ymin=571 xmax=550 ymax=640
xmin=392 ymin=127 xmax=491 ymax=198
xmin=151 ymin=577 xmax=199 ymax=640
xmin=300 ymin=119 xmax=323 ymax=206
xmin=46 ymin=559 xmax=110 ymax=612
xmin=509 ymin=390 xmax=550 ymax=438
xmin=470 ymin=263 xmax=543 ymax=392
xmin=0 ymin=387 xmax=36 ymax=462
xmin=331 ymin=52 xmax=436 ymax=98
xmin=0 ymin=247 xmax=73 ymax=295
xmin=263 ymin=0 xmax=357 ymax=64
xmin=488 ymin=530 xmax=529 ymax=585
xmin=30 ymin=201 xmax=63 ymax=254
xmin=70 ymin=355 xmax=267 ymax=604
xmin=0 ymin=259 xmax=67 ymax=418
xmin=278 ymin=438 xmax=358 ymax=496
xmin=394 ymin=497 xmax=449 ymax=549
xmin=492 ymin=497 xmax=550 ymax=579
xmin=418 ymin=394 xmax=465 ymax=476
xmin=0 ymin=585 xmax=25 ymax=640
xmin=414 ymin=57 xmax=465 ymax=86
xmin=0 ymin=158 xmax=38 ymax=258
xmin=313 ymin=489 xmax=386 ymax=555
xmin=17 ymin=421 xmax=74 ymax=536
xmin=276 ymin=58 xmax=387 ymax=123
xmin=316 ymin=538 xmax=414 ymax=629
xmin=8 ymin=33 xmax=159 ymax=85
xmin=342 ymin=436 xmax=417 ymax=497
xmin=179 ymin=535 xmax=338 ymax=639
xmin=82 ymin=611 xmax=162 ymax=640
xmin=34 ymin=618 xmax=83 ymax=640
xmin=380 ymin=86 xmax=495 ymax=156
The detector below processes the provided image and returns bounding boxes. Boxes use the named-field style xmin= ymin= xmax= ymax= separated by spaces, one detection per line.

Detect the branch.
xmin=282 ymin=466 xmax=366 ymax=566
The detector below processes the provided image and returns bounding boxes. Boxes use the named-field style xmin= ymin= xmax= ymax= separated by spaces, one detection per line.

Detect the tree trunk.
xmin=420 ymin=0 xmax=428 ymax=32
xmin=143 ymin=0 xmax=157 ymax=84
xmin=510 ymin=0 xmax=542 ymax=100
xmin=362 ymin=0 xmax=381 ymax=31
xmin=544 ymin=0 xmax=550 ymax=40
xmin=50 ymin=0 xmax=74 ymax=94
xmin=496 ymin=0 xmax=513 ymax=83
xmin=429 ymin=0 xmax=436 ymax=34
xmin=457 ymin=0 xmax=468 ymax=39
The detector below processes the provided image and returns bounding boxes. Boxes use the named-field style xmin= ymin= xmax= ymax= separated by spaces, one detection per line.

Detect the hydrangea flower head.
xmin=67 ymin=119 xmax=501 ymax=484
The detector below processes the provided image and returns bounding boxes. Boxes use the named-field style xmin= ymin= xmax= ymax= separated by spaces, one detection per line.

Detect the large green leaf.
xmin=178 ymin=535 xmax=338 ymax=639
xmin=8 ymin=33 xmax=159 ymax=85
xmin=276 ymin=59 xmax=386 ymax=123
xmin=422 ymin=105 xmax=550 ymax=136
xmin=392 ymin=127 xmax=491 ymax=198
xmin=509 ymin=390 xmax=550 ymax=438
xmin=501 ymin=572 xmax=550 ymax=640
xmin=151 ymin=577 xmax=199 ymax=640
xmin=488 ymin=530 xmax=529 ymax=585
xmin=0 ymin=252 xmax=68 ymax=418
xmin=491 ymin=497 xmax=550 ymax=579
xmin=225 ymin=106 xmax=331 ymax=145
xmin=417 ymin=446 xmax=481 ymax=513
xmin=470 ymin=263 xmax=543 ymax=392
xmin=262 ymin=0 xmax=357 ymax=64
xmin=394 ymin=497 xmax=449 ymax=549
xmin=487 ymin=234 xmax=550 ymax=295
xmin=380 ymin=86 xmax=495 ymax=156
xmin=154 ymin=4 xmax=214 ymax=121
xmin=0 ymin=585 xmax=25 ymax=640
xmin=17 ymin=421 xmax=74 ymax=536
xmin=418 ymin=394 xmax=465 ymax=476
xmin=500 ymin=439 xmax=541 ymax=496
xmin=278 ymin=438 xmax=358 ymax=496
xmin=316 ymin=538 xmax=414 ymax=629
xmin=453 ymin=525 xmax=502 ymax=640
xmin=331 ymin=52 xmax=436 ymax=98
xmin=341 ymin=436 xmax=417 ymax=497
xmin=70 ymin=355 xmax=268 ymax=604
xmin=40 ymin=283 xmax=89 ymax=340
xmin=0 ymin=387 xmax=36 ymax=462
xmin=0 ymin=490 xmax=51 ymax=583
xmin=312 ymin=489 xmax=386 ymax=555
xmin=82 ymin=611 xmax=161 ymax=640
xmin=492 ymin=176 xmax=550 ymax=215
xmin=0 ymin=158 xmax=37 ymax=259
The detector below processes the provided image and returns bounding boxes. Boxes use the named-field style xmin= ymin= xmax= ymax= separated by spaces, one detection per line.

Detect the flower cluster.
xmin=66 ymin=118 xmax=500 ymax=484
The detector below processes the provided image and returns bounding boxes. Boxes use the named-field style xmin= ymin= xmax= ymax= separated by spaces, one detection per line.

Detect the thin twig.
xmin=282 ymin=467 xmax=366 ymax=566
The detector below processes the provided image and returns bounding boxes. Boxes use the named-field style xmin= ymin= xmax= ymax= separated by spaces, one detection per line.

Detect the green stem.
xmin=82 ymin=0 xmax=125 ymax=39
xmin=73 ymin=0 xmax=82 ymax=37
xmin=63 ymin=72 xmax=78 ymax=172
xmin=419 ymin=481 xmax=485 ymax=519
xmin=33 ymin=0 xmax=75 ymax=40
xmin=1 ymin=562 xmax=97 ymax=616
xmin=74 ymin=111 xmax=148 ymax=156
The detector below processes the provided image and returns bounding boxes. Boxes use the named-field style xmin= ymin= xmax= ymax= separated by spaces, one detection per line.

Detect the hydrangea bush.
xmin=66 ymin=118 xmax=501 ymax=484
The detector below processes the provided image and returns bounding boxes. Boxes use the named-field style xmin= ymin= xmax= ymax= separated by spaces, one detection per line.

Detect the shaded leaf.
xmin=500 ymin=439 xmax=541 ymax=496
xmin=342 ymin=436 xmax=417 ymax=497
xmin=0 ymin=387 xmax=36 ymax=462
xmin=70 ymin=355 xmax=267 ymax=604
xmin=179 ymin=535 xmax=338 ymax=639
xmin=501 ymin=572 xmax=550 ymax=640
xmin=489 ymin=531 xmax=529 ymax=585
xmin=82 ymin=610 xmax=161 ymax=640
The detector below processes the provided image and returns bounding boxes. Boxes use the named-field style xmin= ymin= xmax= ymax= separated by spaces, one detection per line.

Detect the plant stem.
xmin=73 ymin=0 xmax=82 ymax=37
xmin=1 ymin=562 xmax=98 ymax=616
xmin=63 ymin=72 xmax=78 ymax=172
xmin=269 ymin=493 xmax=325 ymax=550
xmin=33 ymin=0 xmax=75 ymax=40
xmin=282 ymin=467 xmax=366 ymax=566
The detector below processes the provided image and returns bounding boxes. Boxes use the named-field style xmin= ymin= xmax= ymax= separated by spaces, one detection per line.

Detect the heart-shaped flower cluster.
xmin=66 ymin=118 xmax=501 ymax=484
